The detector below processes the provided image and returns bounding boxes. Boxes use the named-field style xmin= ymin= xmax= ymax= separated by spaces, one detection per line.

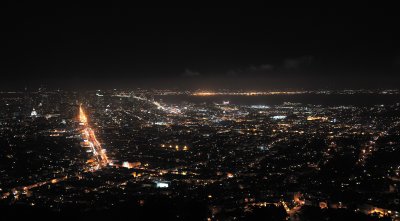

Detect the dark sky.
xmin=1 ymin=7 xmax=400 ymax=89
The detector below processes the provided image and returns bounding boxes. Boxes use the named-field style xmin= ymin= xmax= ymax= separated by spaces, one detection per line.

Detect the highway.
xmin=128 ymin=94 xmax=180 ymax=114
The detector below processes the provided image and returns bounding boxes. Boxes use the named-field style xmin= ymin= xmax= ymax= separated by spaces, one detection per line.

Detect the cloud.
xmin=182 ymin=69 xmax=200 ymax=77
xmin=227 ymin=64 xmax=275 ymax=76
xmin=250 ymin=64 xmax=274 ymax=71
xmin=283 ymin=56 xmax=314 ymax=69
xmin=226 ymin=70 xmax=239 ymax=77
xmin=224 ymin=56 xmax=314 ymax=78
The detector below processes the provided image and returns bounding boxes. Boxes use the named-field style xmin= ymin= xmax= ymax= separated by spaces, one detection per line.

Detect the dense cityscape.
xmin=0 ymin=88 xmax=399 ymax=220
xmin=2 ymin=5 xmax=400 ymax=220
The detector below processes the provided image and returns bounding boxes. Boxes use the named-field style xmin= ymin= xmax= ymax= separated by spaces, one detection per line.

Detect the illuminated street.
xmin=79 ymin=105 xmax=109 ymax=169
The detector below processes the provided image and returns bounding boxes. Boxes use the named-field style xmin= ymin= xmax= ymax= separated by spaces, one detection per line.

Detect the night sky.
xmin=1 ymin=7 xmax=400 ymax=89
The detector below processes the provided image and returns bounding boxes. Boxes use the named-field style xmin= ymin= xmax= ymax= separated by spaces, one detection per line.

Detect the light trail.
xmin=79 ymin=105 xmax=88 ymax=124
xmin=79 ymin=105 xmax=109 ymax=169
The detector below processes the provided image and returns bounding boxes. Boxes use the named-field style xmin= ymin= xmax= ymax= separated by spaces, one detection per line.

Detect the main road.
xmin=79 ymin=105 xmax=109 ymax=169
